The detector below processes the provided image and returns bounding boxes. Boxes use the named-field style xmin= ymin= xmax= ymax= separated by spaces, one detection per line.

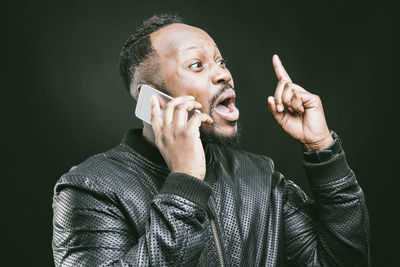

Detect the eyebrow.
xmin=182 ymin=44 xmax=218 ymax=51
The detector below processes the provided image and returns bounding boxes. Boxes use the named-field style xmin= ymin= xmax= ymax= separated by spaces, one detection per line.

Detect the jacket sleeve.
xmin=52 ymin=172 xmax=212 ymax=266
xmin=282 ymin=150 xmax=370 ymax=266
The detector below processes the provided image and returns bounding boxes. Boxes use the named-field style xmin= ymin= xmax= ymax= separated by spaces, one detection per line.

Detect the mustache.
xmin=210 ymin=83 xmax=235 ymax=107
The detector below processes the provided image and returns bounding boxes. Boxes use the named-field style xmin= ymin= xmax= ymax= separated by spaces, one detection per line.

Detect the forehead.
xmin=150 ymin=23 xmax=218 ymax=58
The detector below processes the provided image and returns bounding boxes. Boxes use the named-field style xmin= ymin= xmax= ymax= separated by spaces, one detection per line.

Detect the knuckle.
xmin=176 ymin=103 xmax=185 ymax=110
xmin=181 ymin=131 xmax=188 ymax=138
xmin=203 ymin=114 xmax=211 ymax=121
xmin=313 ymin=94 xmax=321 ymax=101
xmin=280 ymin=78 xmax=289 ymax=84
xmin=168 ymin=99 xmax=180 ymax=108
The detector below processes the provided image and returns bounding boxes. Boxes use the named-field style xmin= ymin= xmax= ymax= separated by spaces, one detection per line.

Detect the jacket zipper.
xmin=208 ymin=208 xmax=225 ymax=267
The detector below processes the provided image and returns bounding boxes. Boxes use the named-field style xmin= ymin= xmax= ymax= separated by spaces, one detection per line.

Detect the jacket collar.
xmin=122 ymin=129 xmax=168 ymax=168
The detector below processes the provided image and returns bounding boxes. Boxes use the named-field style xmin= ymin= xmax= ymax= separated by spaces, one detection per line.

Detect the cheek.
xmin=196 ymin=94 xmax=212 ymax=114
xmin=167 ymin=70 xmax=213 ymax=112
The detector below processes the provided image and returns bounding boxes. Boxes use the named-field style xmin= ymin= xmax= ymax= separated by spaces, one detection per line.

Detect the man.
xmin=52 ymin=14 xmax=370 ymax=266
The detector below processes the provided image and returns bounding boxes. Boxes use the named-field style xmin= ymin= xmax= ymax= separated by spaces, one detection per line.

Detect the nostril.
xmin=217 ymin=79 xmax=225 ymax=83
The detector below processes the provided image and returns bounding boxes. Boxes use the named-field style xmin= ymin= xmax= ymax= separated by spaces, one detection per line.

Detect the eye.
xmin=216 ymin=59 xmax=227 ymax=66
xmin=189 ymin=62 xmax=202 ymax=69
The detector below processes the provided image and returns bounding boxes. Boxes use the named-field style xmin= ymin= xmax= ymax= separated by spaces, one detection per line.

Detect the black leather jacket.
xmin=52 ymin=129 xmax=370 ymax=266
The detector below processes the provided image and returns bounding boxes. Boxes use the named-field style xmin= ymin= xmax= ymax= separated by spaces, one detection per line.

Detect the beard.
xmin=199 ymin=121 xmax=240 ymax=147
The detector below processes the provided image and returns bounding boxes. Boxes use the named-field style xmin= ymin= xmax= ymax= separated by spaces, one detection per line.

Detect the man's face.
xmin=150 ymin=23 xmax=239 ymax=142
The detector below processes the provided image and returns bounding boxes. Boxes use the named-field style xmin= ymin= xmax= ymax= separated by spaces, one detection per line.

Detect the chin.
xmin=200 ymin=121 xmax=240 ymax=147
xmin=214 ymin=122 xmax=238 ymax=137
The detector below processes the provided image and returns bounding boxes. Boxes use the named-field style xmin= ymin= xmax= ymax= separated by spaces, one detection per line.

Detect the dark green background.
xmin=3 ymin=0 xmax=398 ymax=265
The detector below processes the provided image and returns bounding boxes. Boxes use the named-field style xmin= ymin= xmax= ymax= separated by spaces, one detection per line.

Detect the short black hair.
xmin=119 ymin=14 xmax=184 ymax=97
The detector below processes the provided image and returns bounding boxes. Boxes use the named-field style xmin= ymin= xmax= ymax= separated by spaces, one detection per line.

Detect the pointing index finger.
xmin=273 ymin=54 xmax=292 ymax=82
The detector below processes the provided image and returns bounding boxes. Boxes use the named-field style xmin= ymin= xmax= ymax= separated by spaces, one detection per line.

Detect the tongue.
xmin=215 ymin=104 xmax=229 ymax=113
xmin=214 ymin=103 xmax=239 ymax=121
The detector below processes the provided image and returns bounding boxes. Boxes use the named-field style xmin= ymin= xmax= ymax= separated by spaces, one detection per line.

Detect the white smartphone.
xmin=135 ymin=84 xmax=200 ymax=125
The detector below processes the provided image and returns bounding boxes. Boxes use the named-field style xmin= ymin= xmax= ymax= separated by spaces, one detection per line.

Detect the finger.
xmin=282 ymin=83 xmax=309 ymax=112
xmin=274 ymin=79 xmax=289 ymax=112
xmin=187 ymin=113 xmax=213 ymax=131
xmin=281 ymin=82 xmax=295 ymax=110
xmin=151 ymin=95 xmax=163 ymax=139
xmin=164 ymin=96 xmax=195 ymax=125
xmin=267 ymin=96 xmax=284 ymax=123
xmin=292 ymin=92 xmax=305 ymax=113
xmin=267 ymin=96 xmax=278 ymax=115
xmin=173 ymin=100 xmax=202 ymax=127
xmin=293 ymin=91 xmax=321 ymax=110
xmin=272 ymin=54 xmax=292 ymax=82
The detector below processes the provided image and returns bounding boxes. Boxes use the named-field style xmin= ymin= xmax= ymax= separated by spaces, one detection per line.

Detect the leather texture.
xmin=52 ymin=129 xmax=370 ymax=266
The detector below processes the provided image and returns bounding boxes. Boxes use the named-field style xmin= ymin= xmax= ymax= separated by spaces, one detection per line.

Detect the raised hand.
xmin=151 ymin=95 xmax=213 ymax=180
xmin=267 ymin=55 xmax=333 ymax=151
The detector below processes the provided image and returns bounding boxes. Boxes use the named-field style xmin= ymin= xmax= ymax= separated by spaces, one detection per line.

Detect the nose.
xmin=212 ymin=64 xmax=232 ymax=85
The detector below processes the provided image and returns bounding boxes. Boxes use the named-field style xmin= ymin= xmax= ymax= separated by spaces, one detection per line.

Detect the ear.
xmin=136 ymin=84 xmax=143 ymax=96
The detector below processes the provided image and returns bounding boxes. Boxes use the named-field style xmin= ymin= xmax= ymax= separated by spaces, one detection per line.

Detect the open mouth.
xmin=213 ymin=89 xmax=240 ymax=122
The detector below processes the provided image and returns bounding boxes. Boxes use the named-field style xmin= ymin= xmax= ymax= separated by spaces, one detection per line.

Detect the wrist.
xmin=303 ymin=134 xmax=334 ymax=151
xmin=303 ymin=130 xmax=342 ymax=163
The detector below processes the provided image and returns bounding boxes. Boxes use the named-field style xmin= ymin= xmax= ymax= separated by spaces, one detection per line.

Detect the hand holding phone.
xmin=136 ymin=85 xmax=213 ymax=180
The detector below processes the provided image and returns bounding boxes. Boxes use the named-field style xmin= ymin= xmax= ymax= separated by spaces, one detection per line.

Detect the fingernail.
xmin=278 ymin=104 xmax=284 ymax=112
